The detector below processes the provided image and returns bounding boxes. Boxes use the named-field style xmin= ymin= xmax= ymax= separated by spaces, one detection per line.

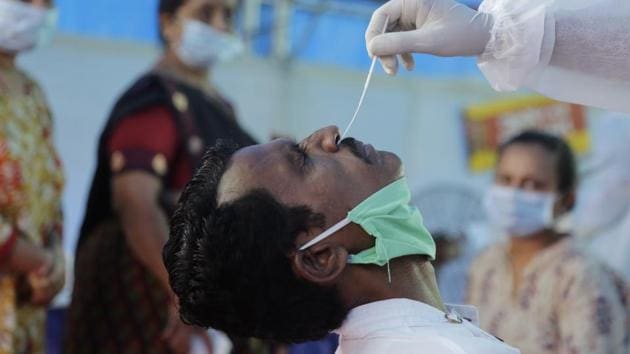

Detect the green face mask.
xmin=299 ymin=177 xmax=436 ymax=268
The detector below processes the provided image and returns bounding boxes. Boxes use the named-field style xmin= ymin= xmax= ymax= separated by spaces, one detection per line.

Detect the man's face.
xmin=166 ymin=126 xmax=402 ymax=340
xmin=219 ymin=126 xmax=403 ymax=230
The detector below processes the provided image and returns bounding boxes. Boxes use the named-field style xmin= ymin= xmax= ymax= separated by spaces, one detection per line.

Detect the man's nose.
xmin=305 ymin=126 xmax=340 ymax=153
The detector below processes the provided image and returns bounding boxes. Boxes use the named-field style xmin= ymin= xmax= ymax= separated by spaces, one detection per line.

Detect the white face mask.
xmin=484 ymin=185 xmax=557 ymax=238
xmin=176 ymin=19 xmax=244 ymax=69
xmin=0 ymin=0 xmax=49 ymax=53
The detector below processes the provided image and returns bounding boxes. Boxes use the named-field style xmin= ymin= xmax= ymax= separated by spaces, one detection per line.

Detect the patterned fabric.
xmin=64 ymin=105 xmax=188 ymax=354
xmin=467 ymin=237 xmax=629 ymax=354
xmin=64 ymin=221 xmax=172 ymax=354
xmin=107 ymin=104 xmax=193 ymax=188
xmin=0 ymin=63 xmax=64 ymax=354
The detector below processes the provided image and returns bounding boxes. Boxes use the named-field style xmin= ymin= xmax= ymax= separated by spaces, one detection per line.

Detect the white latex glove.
xmin=365 ymin=0 xmax=494 ymax=75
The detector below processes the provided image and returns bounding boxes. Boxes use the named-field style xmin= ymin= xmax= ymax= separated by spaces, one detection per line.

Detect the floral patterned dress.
xmin=0 ymin=62 xmax=64 ymax=354
xmin=467 ymin=237 xmax=629 ymax=354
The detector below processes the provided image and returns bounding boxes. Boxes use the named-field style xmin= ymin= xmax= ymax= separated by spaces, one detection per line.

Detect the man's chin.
xmin=378 ymin=150 xmax=403 ymax=178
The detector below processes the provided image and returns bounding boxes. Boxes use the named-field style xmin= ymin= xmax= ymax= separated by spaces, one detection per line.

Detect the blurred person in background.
xmin=467 ymin=131 xmax=628 ymax=354
xmin=63 ymin=0 xmax=257 ymax=353
xmin=432 ymin=232 xmax=467 ymax=304
xmin=0 ymin=0 xmax=65 ymax=353
xmin=411 ymin=186 xmax=493 ymax=305
xmin=572 ymin=114 xmax=630 ymax=282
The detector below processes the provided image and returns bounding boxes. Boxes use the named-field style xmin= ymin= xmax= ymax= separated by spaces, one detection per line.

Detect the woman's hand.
xmin=28 ymin=248 xmax=65 ymax=306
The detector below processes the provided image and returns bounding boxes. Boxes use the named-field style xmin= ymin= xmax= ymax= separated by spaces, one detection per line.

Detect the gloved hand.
xmin=365 ymin=0 xmax=494 ymax=75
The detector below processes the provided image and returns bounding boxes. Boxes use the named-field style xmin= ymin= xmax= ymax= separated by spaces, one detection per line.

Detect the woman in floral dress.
xmin=0 ymin=0 xmax=65 ymax=353
xmin=468 ymin=130 xmax=628 ymax=354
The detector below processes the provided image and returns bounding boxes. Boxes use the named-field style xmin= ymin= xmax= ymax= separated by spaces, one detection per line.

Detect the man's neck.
xmin=508 ymin=231 xmax=563 ymax=290
xmin=342 ymin=257 xmax=446 ymax=313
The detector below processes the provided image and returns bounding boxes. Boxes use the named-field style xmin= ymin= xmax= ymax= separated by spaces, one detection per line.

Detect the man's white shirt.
xmin=335 ymin=299 xmax=519 ymax=354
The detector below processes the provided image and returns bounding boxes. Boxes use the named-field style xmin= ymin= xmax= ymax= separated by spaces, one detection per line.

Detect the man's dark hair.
xmin=498 ymin=130 xmax=578 ymax=197
xmin=163 ymin=141 xmax=348 ymax=343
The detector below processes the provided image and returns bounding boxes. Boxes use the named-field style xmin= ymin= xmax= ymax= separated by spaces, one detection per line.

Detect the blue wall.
xmin=54 ymin=0 xmax=481 ymax=76
xmin=56 ymin=0 xmax=159 ymax=42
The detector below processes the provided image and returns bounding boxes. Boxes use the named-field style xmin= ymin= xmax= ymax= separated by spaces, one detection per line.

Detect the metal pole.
xmin=272 ymin=0 xmax=292 ymax=60
xmin=242 ymin=0 xmax=262 ymax=52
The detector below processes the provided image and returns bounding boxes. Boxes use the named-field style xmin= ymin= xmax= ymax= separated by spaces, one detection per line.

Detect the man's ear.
xmin=292 ymin=240 xmax=348 ymax=286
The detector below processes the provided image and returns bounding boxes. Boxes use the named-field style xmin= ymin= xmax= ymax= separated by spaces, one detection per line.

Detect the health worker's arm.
xmin=367 ymin=0 xmax=630 ymax=112
xmin=478 ymin=0 xmax=630 ymax=113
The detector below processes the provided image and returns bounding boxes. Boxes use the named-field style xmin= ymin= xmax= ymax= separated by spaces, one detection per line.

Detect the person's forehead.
xmin=499 ymin=144 xmax=557 ymax=177
xmin=218 ymin=140 xmax=297 ymax=204
xmin=501 ymin=143 xmax=554 ymax=164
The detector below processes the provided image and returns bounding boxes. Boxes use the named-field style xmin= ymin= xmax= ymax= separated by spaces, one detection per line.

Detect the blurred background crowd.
xmin=0 ymin=0 xmax=628 ymax=354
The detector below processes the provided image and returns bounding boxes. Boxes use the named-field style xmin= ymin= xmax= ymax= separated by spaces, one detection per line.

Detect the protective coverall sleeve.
xmin=478 ymin=0 xmax=630 ymax=113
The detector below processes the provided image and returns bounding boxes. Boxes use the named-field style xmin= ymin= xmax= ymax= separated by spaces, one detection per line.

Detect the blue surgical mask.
xmin=299 ymin=177 xmax=436 ymax=279
xmin=484 ymin=185 xmax=557 ymax=237
xmin=176 ymin=19 xmax=244 ymax=69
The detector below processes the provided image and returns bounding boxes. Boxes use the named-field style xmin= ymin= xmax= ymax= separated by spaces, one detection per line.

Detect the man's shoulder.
xmin=439 ymin=333 xmax=520 ymax=354
xmin=338 ymin=331 xmax=519 ymax=354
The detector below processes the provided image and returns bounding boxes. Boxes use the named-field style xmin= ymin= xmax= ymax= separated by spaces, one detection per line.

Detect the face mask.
xmin=176 ymin=19 xmax=244 ymax=69
xmin=484 ymin=185 xmax=556 ymax=238
xmin=299 ymin=177 xmax=436 ymax=279
xmin=0 ymin=0 xmax=48 ymax=53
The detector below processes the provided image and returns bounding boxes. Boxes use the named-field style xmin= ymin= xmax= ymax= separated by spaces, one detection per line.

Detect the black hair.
xmin=159 ymin=0 xmax=187 ymax=15
xmin=163 ymin=141 xmax=348 ymax=343
xmin=157 ymin=0 xmax=187 ymax=44
xmin=498 ymin=130 xmax=577 ymax=197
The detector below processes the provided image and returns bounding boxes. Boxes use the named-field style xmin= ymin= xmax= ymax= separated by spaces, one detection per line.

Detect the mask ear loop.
xmin=300 ymin=218 xmax=393 ymax=284
xmin=299 ymin=218 xmax=352 ymax=251
xmin=384 ymin=247 xmax=392 ymax=284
